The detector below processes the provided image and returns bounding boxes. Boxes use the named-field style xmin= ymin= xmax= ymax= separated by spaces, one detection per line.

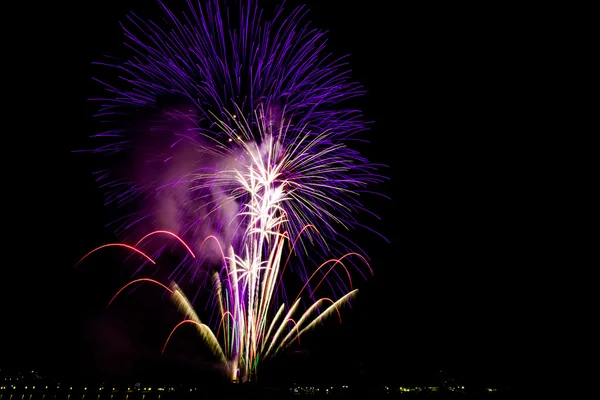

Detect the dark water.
xmin=0 ymin=389 xmax=513 ymax=400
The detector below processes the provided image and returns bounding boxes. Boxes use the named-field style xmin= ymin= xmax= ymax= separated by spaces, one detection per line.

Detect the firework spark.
xmin=80 ymin=0 xmax=385 ymax=383
xmin=85 ymin=229 xmax=366 ymax=382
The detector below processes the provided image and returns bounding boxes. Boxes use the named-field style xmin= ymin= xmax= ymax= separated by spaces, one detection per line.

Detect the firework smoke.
xmin=81 ymin=0 xmax=385 ymax=382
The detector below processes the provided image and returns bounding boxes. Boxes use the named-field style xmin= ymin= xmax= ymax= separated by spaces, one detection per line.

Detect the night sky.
xmin=3 ymin=0 xmax=528 ymax=389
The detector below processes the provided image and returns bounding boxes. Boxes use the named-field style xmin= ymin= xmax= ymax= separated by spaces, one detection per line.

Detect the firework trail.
xmin=80 ymin=0 xmax=385 ymax=382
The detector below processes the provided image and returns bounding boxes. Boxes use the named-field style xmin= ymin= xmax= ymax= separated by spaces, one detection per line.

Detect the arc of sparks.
xmin=285 ymin=318 xmax=301 ymax=345
xmin=263 ymin=299 xmax=302 ymax=358
xmin=261 ymin=304 xmax=286 ymax=353
xmin=75 ymin=243 xmax=156 ymax=266
xmin=170 ymin=285 xmax=228 ymax=365
xmin=274 ymin=224 xmax=321 ymax=298
xmin=276 ymin=297 xmax=341 ymax=353
xmin=134 ymin=230 xmax=196 ymax=258
xmin=307 ymin=253 xmax=368 ymax=298
xmin=275 ymin=290 xmax=358 ymax=355
xmin=107 ymin=278 xmax=173 ymax=307
xmin=294 ymin=257 xmax=354 ymax=304
xmin=162 ymin=319 xmax=213 ymax=353
xmin=201 ymin=235 xmax=228 ymax=266
xmin=216 ymin=311 xmax=236 ymax=338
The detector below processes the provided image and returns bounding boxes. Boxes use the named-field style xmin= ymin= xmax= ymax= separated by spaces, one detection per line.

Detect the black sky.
xmin=3 ymin=0 xmax=530 ymax=388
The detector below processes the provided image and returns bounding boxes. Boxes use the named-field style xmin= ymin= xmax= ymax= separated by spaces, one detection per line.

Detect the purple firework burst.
xmin=83 ymin=0 xmax=385 ymax=380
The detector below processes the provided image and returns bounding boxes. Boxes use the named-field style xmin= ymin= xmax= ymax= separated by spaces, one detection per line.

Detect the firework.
xmin=80 ymin=0 xmax=385 ymax=383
